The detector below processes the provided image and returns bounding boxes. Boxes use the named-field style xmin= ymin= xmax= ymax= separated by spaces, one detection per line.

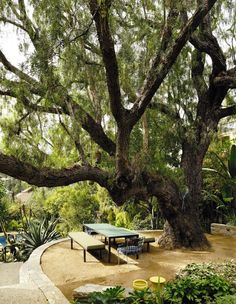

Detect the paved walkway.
xmin=0 ymin=261 xmax=47 ymax=304
xmin=0 ymin=235 xmax=70 ymax=303
xmin=0 ymin=262 xmax=22 ymax=286
xmin=0 ymin=286 xmax=47 ymax=304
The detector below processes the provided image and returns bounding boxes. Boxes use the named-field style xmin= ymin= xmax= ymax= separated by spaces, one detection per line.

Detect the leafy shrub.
xmin=226 ymin=213 xmax=236 ymax=226
xmin=73 ymin=286 xmax=166 ymax=304
xmin=163 ymin=275 xmax=234 ymax=304
xmin=214 ymin=294 xmax=236 ymax=304
xmin=73 ymin=262 xmax=236 ymax=304
xmin=74 ymin=286 xmax=125 ymax=304
xmin=7 ymin=219 xmax=22 ymax=231
xmin=177 ymin=261 xmax=236 ymax=287
xmin=126 ymin=288 xmax=160 ymax=304
xmin=44 ymin=185 xmax=100 ymax=233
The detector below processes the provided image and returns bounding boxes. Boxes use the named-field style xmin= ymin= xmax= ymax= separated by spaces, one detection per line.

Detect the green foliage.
xmin=226 ymin=214 xmax=236 ymax=226
xmin=131 ymin=213 xmax=152 ymax=230
xmin=0 ymin=0 xmax=236 ymax=250
xmin=72 ymin=261 xmax=236 ymax=304
xmin=73 ymin=286 xmax=164 ymax=304
xmin=176 ymin=261 xmax=236 ymax=288
xmin=7 ymin=219 xmax=22 ymax=231
xmin=203 ymin=144 xmax=236 ymax=221
xmin=74 ymin=286 xmax=125 ymax=304
xmin=0 ymin=182 xmax=10 ymax=235
xmin=214 ymin=294 xmax=236 ymax=304
xmin=44 ymin=183 xmax=100 ymax=233
xmin=89 ymin=286 xmax=125 ymax=304
xmin=163 ymin=275 xmax=234 ymax=304
xmin=22 ymin=217 xmax=61 ymax=260
xmin=115 ymin=211 xmax=131 ymax=228
xmin=0 ymin=180 xmax=6 ymax=200
xmin=127 ymin=288 xmax=158 ymax=304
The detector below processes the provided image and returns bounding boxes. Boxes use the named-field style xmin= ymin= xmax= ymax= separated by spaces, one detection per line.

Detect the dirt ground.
xmin=41 ymin=232 xmax=236 ymax=301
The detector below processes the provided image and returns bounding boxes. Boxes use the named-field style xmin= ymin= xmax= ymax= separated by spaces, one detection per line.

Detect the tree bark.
xmin=148 ymin=172 xmax=210 ymax=249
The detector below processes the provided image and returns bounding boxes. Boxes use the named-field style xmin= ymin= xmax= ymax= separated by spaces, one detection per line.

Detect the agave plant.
xmin=22 ymin=217 xmax=61 ymax=260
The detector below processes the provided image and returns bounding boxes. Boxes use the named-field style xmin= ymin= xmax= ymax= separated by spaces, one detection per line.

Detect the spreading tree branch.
xmin=0 ymin=50 xmax=39 ymax=86
xmin=89 ymin=0 xmax=123 ymax=124
xmin=17 ymin=0 xmax=39 ymax=47
xmin=129 ymin=0 xmax=218 ymax=127
xmin=0 ymin=151 xmax=109 ymax=188
xmin=190 ymin=9 xmax=226 ymax=76
xmin=59 ymin=117 xmax=89 ymax=165
xmin=191 ymin=49 xmax=208 ymax=103
xmin=218 ymin=105 xmax=236 ymax=119
xmin=213 ymin=67 xmax=236 ymax=88
xmin=149 ymin=102 xmax=181 ymax=120
xmin=0 ymin=88 xmax=116 ymax=156
xmin=0 ymin=16 xmax=26 ymax=31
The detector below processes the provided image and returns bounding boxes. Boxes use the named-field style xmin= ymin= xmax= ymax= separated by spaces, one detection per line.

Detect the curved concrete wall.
xmin=20 ymin=238 xmax=70 ymax=304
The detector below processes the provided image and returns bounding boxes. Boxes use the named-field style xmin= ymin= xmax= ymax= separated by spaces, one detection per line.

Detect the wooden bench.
xmin=68 ymin=232 xmax=105 ymax=262
xmin=143 ymin=237 xmax=156 ymax=252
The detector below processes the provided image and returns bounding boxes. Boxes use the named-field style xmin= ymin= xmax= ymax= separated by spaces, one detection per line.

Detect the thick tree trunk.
xmin=158 ymin=209 xmax=209 ymax=250
xmin=110 ymin=168 xmax=210 ymax=250
xmin=155 ymin=177 xmax=210 ymax=250
xmin=158 ymin=141 xmax=211 ymax=249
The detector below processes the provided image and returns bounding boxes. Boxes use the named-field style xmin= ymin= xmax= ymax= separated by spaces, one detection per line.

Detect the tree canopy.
xmin=1 ymin=0 xmax=236 ymax=249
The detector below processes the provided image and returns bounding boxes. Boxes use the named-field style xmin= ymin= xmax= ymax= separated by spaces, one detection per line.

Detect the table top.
xmin=83 ymin=223 xmax=139 ymax=238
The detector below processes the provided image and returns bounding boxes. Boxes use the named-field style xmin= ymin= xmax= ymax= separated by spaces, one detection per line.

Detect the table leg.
xmin=108 ymin=238 xmax=111 ymax=263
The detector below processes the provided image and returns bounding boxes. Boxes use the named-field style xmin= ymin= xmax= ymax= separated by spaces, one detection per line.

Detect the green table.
xmin=83 ymin=223 xmax=139 ymax=262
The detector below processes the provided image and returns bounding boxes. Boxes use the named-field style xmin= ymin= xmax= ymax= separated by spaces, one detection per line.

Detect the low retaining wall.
xmin=20 ymin=238 xmax=70 ymax=304
xmin=211 ymin=223 xmax=236 ymax=238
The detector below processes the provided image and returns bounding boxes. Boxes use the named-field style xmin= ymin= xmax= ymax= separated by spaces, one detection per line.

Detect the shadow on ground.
xmin=41 ymin=232 xmax=236 ymax=301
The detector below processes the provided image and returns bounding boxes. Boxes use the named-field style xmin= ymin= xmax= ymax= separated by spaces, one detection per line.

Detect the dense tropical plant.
xmin=22 ymin=217 xmax=61 ymax=259
xmin=203 ymin=144 xmax=236 ymax=224
xmin=204 ymin=145 xmax=236 ymax=202
xmin=163 ymin=275 xmax=234 ymax=304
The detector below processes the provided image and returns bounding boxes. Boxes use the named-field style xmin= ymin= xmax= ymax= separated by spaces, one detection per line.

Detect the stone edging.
xmin=20 ymin=238 xmax=70 ymax=304
xmin=211 ymin=223 xmax=236 ymax=238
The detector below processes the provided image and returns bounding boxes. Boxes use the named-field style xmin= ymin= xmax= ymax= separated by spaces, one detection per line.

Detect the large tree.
xmin=1 ymin=0 xmax=236 ymax=249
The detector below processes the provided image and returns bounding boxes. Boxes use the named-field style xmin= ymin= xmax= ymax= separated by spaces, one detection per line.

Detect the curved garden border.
xmin=20 ymin=238 xmax=70 ymax=304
